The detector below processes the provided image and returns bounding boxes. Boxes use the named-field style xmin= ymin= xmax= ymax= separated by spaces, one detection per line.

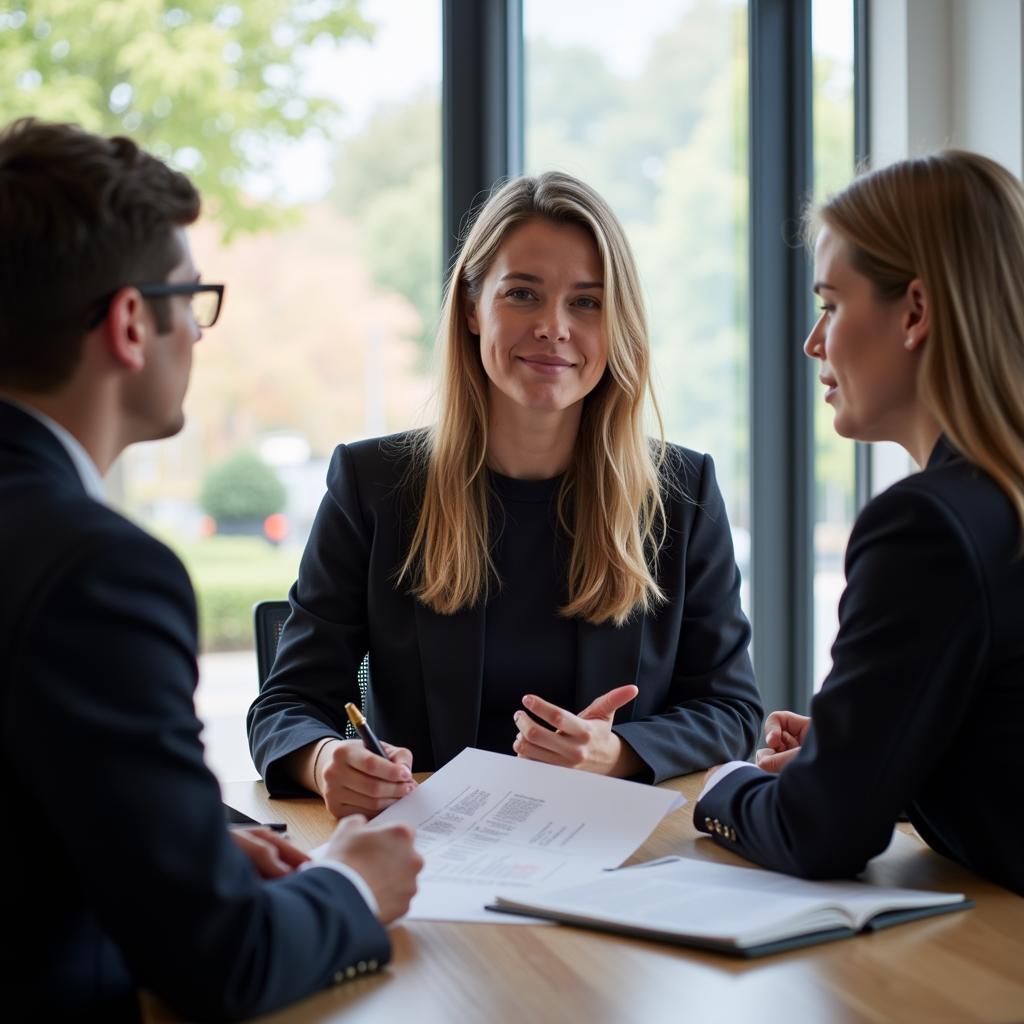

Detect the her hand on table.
xmin=231 ymin=826 xmax=310 ymax=879
xmin=512 ymin=685 xmax=643 ymax=777
xmin=324 ymin=815 xmax=424 ymax=924
xmin=755 ymin=710 xmax=811 ymax=772
xmin=316 ymin=739 xmax=416 ymax=820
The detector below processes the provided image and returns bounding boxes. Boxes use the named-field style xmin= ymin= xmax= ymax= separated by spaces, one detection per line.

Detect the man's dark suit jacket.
xmin=696 ymin=438 xmax=1024 ymax=896
xmin=248 ymin=433 xmax=762 ymax=790
xmin=0 ymin=400 xmax=389 ymax=1021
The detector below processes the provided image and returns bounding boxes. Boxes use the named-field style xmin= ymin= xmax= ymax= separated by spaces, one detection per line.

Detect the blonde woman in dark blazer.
xmin=697 ymin=151 xmax=1024 ymax=896
xmin=249 ymin=172 xmax=763 ymax=817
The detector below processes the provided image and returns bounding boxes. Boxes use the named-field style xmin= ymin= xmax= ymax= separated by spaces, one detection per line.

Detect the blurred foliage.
xmin=332 ymin=94 xmax=442 ymax=353
xmin=524 ymin=0 xmax=754 ymax=516
xmin=199 ymin=450 xmax=285 ymax=522
xmin=11 ymin=0 xmax=859 ymax=627
xmin=0 ymin=0 xmax=372 ymax=235
xmin=174 ymin=535 xmax=298 ymax=649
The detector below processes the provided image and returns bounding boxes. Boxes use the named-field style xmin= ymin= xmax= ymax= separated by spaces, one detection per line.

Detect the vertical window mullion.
xmin=853 ymin=0 xmax=873 ymax=509
xmin=442 ymin=0 xmax=522 ymax=277
xmin=749 ymin=0 xmax=815 ymax=713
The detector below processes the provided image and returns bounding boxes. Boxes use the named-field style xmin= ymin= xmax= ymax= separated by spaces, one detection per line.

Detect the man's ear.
xmin=901 ymin=277 xmax=930 ymax=352
xmin=103 ymin=287 xmax=148 ymax=371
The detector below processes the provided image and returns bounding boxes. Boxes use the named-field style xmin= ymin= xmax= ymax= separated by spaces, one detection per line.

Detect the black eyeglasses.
xmin=86 ymin=282 xmax=226 ymax=329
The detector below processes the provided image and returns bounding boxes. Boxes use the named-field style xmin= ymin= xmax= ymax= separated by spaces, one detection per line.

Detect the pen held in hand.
xmin=345 ymin=701 xmax=388 ymax=759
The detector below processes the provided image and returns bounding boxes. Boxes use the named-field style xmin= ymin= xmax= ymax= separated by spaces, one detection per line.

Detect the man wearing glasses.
xmin=0 ymin=118 xmax=422 ymax=1021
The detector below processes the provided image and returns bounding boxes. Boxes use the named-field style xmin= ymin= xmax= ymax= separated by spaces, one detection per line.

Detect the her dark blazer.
xmin=248 ymin=433 xmax=763 ymax=789
xmin=695 ymin=438 xmax=1024 ymax=896
xmin=0 ymin=401 xmax=388 ymax=1021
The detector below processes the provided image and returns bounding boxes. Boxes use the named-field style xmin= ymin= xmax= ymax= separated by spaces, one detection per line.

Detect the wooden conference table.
xmin=145 ymin=772 xmax=1024 ymax=1024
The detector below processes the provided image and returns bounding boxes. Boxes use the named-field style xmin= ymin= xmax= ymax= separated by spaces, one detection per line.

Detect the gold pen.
xmin=345 ymin=701 xmax=388 ymax=759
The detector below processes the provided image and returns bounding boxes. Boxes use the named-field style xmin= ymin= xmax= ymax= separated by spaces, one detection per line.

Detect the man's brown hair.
xmin=0 ymin=118 xmax=201 ymax=391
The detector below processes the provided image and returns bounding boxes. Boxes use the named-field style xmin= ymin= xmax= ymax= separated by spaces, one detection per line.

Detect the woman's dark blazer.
xmin=248 ymin=432 xmax=763 ymax=789
xmin=695 ymin=438 xmax=1024 ymax=896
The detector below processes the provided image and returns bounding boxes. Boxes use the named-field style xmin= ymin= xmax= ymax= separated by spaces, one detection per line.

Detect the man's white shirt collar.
xmin=7 ymin=398 xmax=107 ymax=503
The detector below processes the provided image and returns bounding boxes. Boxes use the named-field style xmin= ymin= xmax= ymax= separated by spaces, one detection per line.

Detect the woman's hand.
xmin=512 ymin=685 xmax=642 ymax=777
xmin=755 ymin=710 xmax=811 ymax=772
xmin=230 ymin=826 xmax=310 ymax=879
xmin=316 ymin=739 xmax=416 ymax=820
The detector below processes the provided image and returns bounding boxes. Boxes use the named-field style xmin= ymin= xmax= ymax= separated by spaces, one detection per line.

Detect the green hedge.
xmin=199 ymin=451 xmax=286 ymax=524
xmin=167 ymin=535 xmax=300 ymax=652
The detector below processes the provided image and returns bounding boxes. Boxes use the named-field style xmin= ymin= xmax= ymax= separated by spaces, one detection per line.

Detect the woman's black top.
xmin=478 ymin=471 xmax=575 ymax=754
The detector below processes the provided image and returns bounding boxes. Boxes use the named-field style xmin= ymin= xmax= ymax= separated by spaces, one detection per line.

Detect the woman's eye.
xmin=818 ymin=304 xmax=835 ymax=315
xmin=575 ymin=296 xmax=601 ymax=310
xmin=507 ymin=288 xmax=535 ymax=301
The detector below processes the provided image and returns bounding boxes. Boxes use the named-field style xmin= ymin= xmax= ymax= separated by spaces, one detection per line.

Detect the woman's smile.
xmin=518 ymin=353 xmax=576 ymax=374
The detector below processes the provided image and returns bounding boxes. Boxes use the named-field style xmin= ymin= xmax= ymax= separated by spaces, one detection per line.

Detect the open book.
xmin=489 ymin=855 xmax=972 ymax=957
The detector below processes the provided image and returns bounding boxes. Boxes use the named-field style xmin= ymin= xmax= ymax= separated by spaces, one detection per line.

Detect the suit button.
xmin=713 ymin=820 xmax=723 ymax=834
xmin=357 ymin=961 xmax=368 ymax=974
xmin=704 ymin=817 xmax=713 ymax=830
xmin=333 ymin=971 xmax=345 ymax=985
xmin=346 ymin=966 xmax=357 ymax=979
xmin=368 ymin=959 xmax=379 ymax=971
xmin=730 ymin=828 xmax=738 ymax=841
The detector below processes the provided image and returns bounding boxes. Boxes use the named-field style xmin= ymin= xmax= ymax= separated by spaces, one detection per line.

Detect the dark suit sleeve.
xmin=8 ymin=530 xmax=388 ymax=1021
xmin=694 ymin=484 xmax=988 ymax=877
xmin=248 ymin=444 xmax=369 ymax=794
xmin=614 ymin=453 xmax=762 ymax=783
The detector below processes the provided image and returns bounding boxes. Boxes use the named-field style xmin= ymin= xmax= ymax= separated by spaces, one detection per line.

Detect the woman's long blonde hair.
xmin=398 ymin=171 xmax=667 ymax=625
xmin=813 ymin=150 xmax=1024 ymax=536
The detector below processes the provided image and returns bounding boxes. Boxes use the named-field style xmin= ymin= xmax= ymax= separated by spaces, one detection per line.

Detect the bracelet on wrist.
xmin=312 ymin=738 xmax=337 ymax=793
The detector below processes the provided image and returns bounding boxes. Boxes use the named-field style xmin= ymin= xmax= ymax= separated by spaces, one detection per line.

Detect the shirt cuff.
xmin=699 ymin=760 xmax=760 ymax=800
xmin=300 ymin=859 xmax=380 ymax=918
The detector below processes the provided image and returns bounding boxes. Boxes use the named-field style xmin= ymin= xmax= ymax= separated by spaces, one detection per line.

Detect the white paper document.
xmin=365 ymin=747 xmax=685 ymax=923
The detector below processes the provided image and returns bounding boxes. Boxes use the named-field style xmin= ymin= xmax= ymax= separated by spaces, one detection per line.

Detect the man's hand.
xmin=755 ymin=710 xmax=811 ymax=773
xmin=512 ymin=685 xmax=642 ymax=777
xmin=316 ymin=739 xmax=416 ymax=820
xmin=323 ymin=816 xmax=424 ymax=925
xmin=230 ymin=826 xmax=309 ymax=879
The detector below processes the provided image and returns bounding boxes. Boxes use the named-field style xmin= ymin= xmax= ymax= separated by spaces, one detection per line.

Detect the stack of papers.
xmin=362 ymin=747 xmax=685 ymax=922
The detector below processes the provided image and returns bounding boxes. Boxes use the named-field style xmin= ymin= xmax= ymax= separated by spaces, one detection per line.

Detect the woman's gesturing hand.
xmin=755 ymin=710 xmax=811 ymax=772
xmin=316 ymin=739 xmax=417 ymax=820
xmin=512 ymin=684 xmax=643 ymax=777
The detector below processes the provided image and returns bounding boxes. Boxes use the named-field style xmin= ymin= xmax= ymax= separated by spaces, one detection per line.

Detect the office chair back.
xmin=253 ymin=599 xmax=368 ymax=738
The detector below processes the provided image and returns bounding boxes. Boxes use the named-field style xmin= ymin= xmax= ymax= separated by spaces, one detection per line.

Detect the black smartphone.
xmin=223 ymin=803 xmax=287 ymax=833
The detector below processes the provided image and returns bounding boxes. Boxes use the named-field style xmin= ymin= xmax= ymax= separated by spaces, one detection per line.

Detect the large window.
xmin=173 ymin=0 xmax=440 ymax=777
xmin=5 ymin=0 xmax=857 ymax=773
xmin=525 ymin=0 xmax=751 ymax=612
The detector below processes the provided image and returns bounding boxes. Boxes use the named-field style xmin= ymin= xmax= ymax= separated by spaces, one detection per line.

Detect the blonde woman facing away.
xmin=248 ymin=172 xmax=763 ymax=816
xmin=696 ymin=152 xmax=1024 ymax=896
